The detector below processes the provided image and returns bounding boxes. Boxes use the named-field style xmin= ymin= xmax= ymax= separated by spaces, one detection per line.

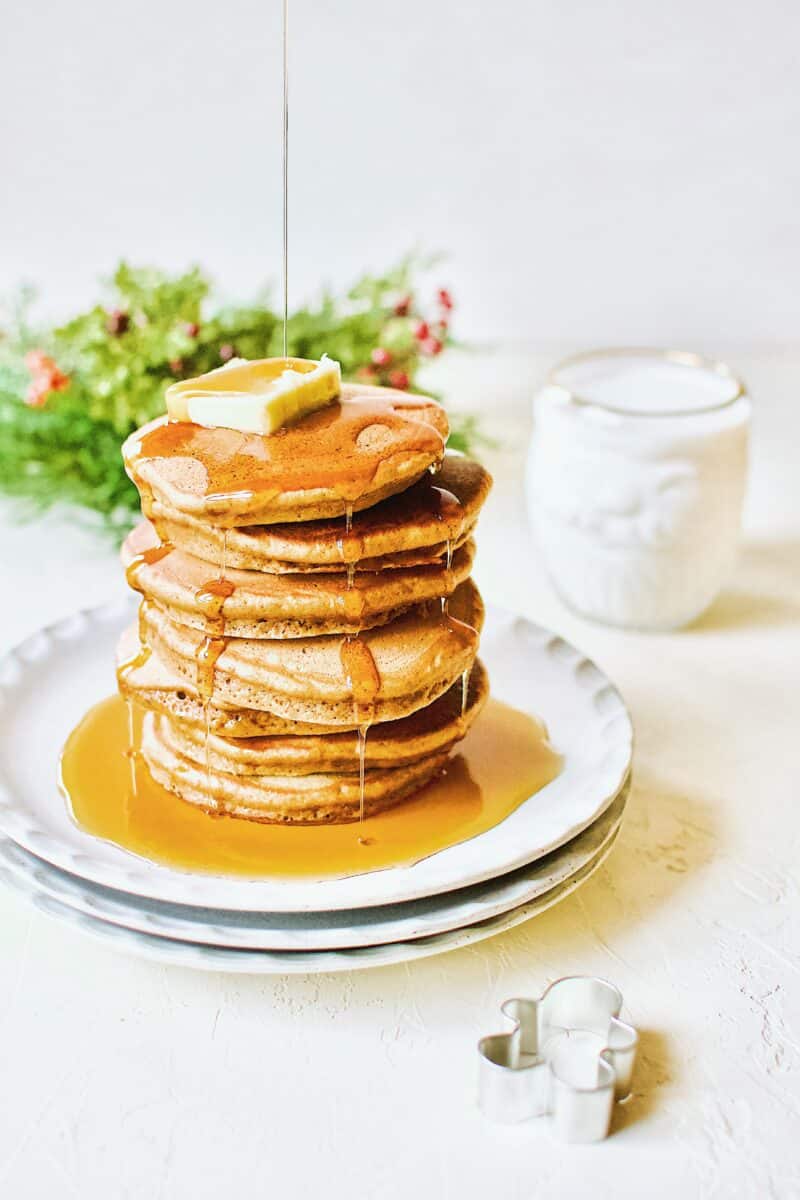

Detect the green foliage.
xmin=0 ymin=259 xmax=478 ymax=536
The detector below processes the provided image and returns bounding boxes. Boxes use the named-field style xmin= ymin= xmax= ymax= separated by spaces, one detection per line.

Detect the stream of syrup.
xmin=62 ymin=695 xmax=562 ymax=879
xmin=281 ymin=0 xmax=289 ymax=357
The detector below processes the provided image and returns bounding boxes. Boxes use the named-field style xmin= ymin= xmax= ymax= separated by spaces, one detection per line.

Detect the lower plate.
xmin=0 ymin=829 xmax=619 ymax=974
xmin=0 ymin=783 xmax=626 ymax=951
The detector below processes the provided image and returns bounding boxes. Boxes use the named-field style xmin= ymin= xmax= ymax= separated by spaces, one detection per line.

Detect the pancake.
xmin=152 ymin=659 xmax=488 ymax=774
xmin=117 ymin=630 xmax=345 ymax=735
xmin=122 ymin=383 xmax=449 ymax=527
xmin=145 ymin=520 xmax=476 ymax=577
xmin=135 ymin=578 xmax=484 ymax=726
xmin=145 ymin=452 xmax=492 ymax=573
xmin=142 ymin=715 xmax=450 ymax=823
xmin=122 ymin=520 xmax=476 ymax=638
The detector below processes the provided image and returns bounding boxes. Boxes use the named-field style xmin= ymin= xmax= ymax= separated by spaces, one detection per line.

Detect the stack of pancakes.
xmin=117 ymin=381 xmax=492 ymax=824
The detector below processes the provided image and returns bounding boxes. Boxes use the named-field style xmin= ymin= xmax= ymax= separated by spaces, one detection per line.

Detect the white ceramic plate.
xmin=0 ymin=599 xmax=632 ymax=912
xmin=0 ymin=833 xmax=617 ymax=974
xmin=0 ymin=785 xmax=626 ymax=950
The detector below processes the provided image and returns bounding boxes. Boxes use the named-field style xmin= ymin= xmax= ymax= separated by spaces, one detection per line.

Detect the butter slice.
xmin=165 ymin=355 xmax=341 ymax=434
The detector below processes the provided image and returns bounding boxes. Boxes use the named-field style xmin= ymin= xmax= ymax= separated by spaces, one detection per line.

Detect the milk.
xmin=526 ymin=351 xmax=751 ymax=630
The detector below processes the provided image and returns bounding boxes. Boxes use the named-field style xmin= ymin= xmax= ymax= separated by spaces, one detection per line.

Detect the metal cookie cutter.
xmin=478 ymin=976 xmax=638 ymax=1143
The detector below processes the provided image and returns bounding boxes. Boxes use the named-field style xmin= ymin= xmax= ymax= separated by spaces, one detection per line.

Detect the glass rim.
xmin=548 ymin=347 xmax=748 ymax=418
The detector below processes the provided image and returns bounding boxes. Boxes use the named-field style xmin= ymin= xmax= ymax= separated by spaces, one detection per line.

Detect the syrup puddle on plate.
xmin=60 ymin=695 xmax=562 ymax=880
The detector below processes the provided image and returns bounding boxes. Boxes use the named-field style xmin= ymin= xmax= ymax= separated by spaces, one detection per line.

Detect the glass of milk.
xmin=526 ymin=349 xmax=751 ymax=630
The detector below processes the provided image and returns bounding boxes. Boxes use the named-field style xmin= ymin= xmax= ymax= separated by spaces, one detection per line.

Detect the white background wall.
xmin=2 ymin=0 xmax=798 ymax=348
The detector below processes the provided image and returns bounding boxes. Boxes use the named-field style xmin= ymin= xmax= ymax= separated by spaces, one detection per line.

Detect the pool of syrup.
xmin=60 ymin=695 xmax=562 ymax=880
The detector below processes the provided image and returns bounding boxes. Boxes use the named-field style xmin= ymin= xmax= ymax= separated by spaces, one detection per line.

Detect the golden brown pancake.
xmin=151 ymin=660 xmax=488 ymax=774
xmin=122 ymin=520 xmax=476 ymax=638
xmin=134 ymin=579 xmax=484 ymax=726
xmin=122 ymin=384 xmax=449 ymax=527
xmin=145 ymin=452 xmax=492 ymax=572
xmin=142 ymin=715 xmax=450 ymax=823
xmin=117 ymin=630 xmax=345 ymax=734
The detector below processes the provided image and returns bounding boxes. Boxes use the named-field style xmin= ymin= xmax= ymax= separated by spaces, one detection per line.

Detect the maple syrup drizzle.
xmin=281 ymin=0 xmax=289 ymax=357
xmin=196 ymin=636 xmax=227 ymax=702
xmin=117 ymin=599 xmax=155 ymax=699
xmin=341 ymin=572 xmax=366 ymax=626
xmin=124 ymin=698 xmax=138 ymax=797
xmin=197 ymin=529 xmax=231 ymax=779
xmin=124 ymin=541 xmax=174 ymax=591
xmin=432 ymin=485 xmax=462 ymax=524
xmin=339 ymin=635 xmax=381 ymax=826
xmin=196 ymin=635 xmax=226 ymax=787
xmin=205 ymin=487 xmax=257 ymax=508
xmin=339 ymin=637 xmax=381 ymax=710
xmin=336 ymin=503 xmax=366 ymax=625
xmin=195 ymin=576 xmax=236 ymax=635
xmin=356 ymin=721 xmax=370 ymax=826
xmin=136 ymin=598 xmax=154 ymax=645
xmin=461 ymin=667 xmax=470 ymax=718
xmin=336 ymin=504 xmax=366 ymax=569
xmin=443 ymin=610 xmax=478 ymax=663
xmin=118 ymin=589 xmax=159 ymax=794
xmin=204 ymin=705 xmax=213 ymax=784
xmin=62 ymin=695 xmax=563 ymax=877
xmin=117 ymin=638 xmax=151 ymax=684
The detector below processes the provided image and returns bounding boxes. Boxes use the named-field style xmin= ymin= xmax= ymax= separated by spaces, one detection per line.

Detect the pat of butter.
xmin=165 ymin=355 xmax=341 ymax=434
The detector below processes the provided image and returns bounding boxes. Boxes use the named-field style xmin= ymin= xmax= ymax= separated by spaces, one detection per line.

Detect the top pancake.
xmin=145 ymin=452 xmax=492 ymax=573
xmin=123 ymin=383 xmax=449 ymax=527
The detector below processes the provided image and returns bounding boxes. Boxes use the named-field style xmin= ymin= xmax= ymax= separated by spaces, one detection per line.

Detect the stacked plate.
xmin=0 ymin=599 xmax=632 ymax=973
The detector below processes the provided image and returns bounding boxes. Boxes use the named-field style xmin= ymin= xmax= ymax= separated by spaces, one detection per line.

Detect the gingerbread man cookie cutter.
xmin=478 ymin=976 xmax=638 ymax=1142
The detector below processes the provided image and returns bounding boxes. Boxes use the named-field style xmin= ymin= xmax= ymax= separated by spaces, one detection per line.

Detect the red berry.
xmin=183 ymin=321 xmax=200 ymax=338
xmin=49 ymin=367 xmax=70 ymax=392
xmin=371 ymin=347 xmax=392 ymax=367
xmin=435 ymin=319 xmax=448 ymax=336
xmin=219 ymin=343 xmax=236 ymax=362
xmin=169 ymin=359 xmax=184 ymax=376
xmin=25 ymin=381 xmax=49 ymax=408
xmin=413 ymin=321 xmax=430 ymax=341
xmin=437 ymin=288 xmax=453 ymax=311
xmin=421 ymin=337 xmax=443 ymax=356
xmin=393 ymin=294 xmax=412 ymax=317
xmin=23 ymin=350 xmax=70 ymax=403
xmin=388 ymin=369 xmax=409 ymax=390
xmin=24 ymin=350 xmax=49 ymax=372
xmin=106 ymin=308 xmax=130 ymax=335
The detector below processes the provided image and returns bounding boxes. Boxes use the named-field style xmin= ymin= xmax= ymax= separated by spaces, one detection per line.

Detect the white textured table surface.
xmin=0 ymin=350 xmax=798 ymax=1199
